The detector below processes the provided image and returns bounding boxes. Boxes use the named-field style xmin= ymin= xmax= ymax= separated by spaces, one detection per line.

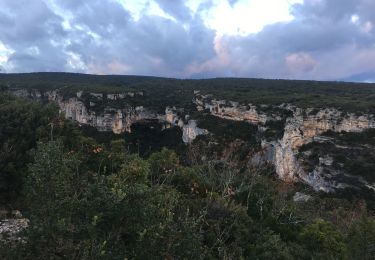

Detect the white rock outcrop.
xmin=182 ymin=120 xmax=208 ymax=143
xmin=0 ymin=210 xmax=28 ymax=244
xmin=293 ymin=192 xmax=312 ymax=202
xmin=194 ymin=95 xmax=269 ymax=124
xmin=11 ymin=89 xmax=208 ymax=143
xmin=166 ymin=107 xmax=208 ymax=143
xmin=194 ymin=93 xmax=375 ymax=191
xmin=272 ymin=108 xmax=375 ymax=191
xmin=58 ymin=97 xmax=158 ymax=134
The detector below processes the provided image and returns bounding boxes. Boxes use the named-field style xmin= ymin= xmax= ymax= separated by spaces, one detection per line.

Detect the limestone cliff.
xmin=194 ymin=94 xmax=270 ymax=124
xmin=58 ymin=97 xmax=157 ymax=134
xmin=11 ymin=87 xmax=374 ymax=191
xmin=11 ymin=89 xmax=207 ymax=143
xmin=182 ymin=120 xmax=208 ymax=143
xmin=57 ymin=94 xmax=208 ymax=143
xmin=165 ymin=106 xmax=208 ymax=143
xmin=194 ymin=92 xmax=375 ymax=192
xmin=272 ymin=107 xmax=375 ymax=191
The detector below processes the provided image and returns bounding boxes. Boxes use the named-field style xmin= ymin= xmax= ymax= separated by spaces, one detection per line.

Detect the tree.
xmin=246 ymin=229 xmax=293 ymax=260
xmin=300 ymin=219 xmax=348 ymax=258
xmin=348 ymin=216 xmax=375 ymax=259
xmin=148 ymin=148 xmax=179 ymax=184
xmin=0 ymin=94 xmax=59 ymax=203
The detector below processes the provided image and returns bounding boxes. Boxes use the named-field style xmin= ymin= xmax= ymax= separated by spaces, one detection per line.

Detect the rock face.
xmin=11 ymin=88 xmax=374 ymax=191
xmin=165 ymin=107 xmax=208 ymax=143
xmin=0 ymin=219 xmax=29 ymax=243
xmin=194 ymin=93 xmax=375 ymax=192
xmin=0 ymin=210 xmax=28 ymax=244
xmin=58 ymin=97 xmax=157 ymax=134
xmin=182 ymin=120 xmax=208 ymax=143
xmin=272 ymin=107 xmax=375 ymax=191
xmin=194 ymin=94 xmax=269 ymax=124
xmin=293 ymin=192 xmax=312 ymax=202
xmin=58 ymin=95 xmax=207 ymax=143
xmin=10 ymin=89 xmax=208 ymax=143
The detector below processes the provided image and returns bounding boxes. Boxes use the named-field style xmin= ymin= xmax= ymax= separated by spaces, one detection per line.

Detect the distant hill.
xmin=1 ymin=72 xmax=375 ymax=113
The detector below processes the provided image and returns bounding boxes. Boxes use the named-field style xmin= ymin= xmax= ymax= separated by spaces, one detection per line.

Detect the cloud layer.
xmin=0 ymin=0 xmax=374 ymax=81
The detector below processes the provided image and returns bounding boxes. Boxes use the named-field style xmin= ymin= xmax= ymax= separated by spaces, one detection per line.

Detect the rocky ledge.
xmin=11 ymin=89 xmax=208 ymax=144
xmin=194 ymin=93 xmax=375 ymax=192
xmin=0 ymin=210 xmax=28 ymax=244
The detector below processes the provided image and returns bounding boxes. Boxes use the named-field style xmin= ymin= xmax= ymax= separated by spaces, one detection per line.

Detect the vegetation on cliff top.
xmin=1 ymin=72 xmax=375 ymax=113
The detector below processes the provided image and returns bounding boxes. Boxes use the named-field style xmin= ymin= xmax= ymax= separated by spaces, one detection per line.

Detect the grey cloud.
xmin=66 ymin=0 xmax=131 ymax=36
xmin=57 ymin=0 xmax=216 ymax=76
xmin=0 ymin=0 xmax=65 ymax=46
xmin=194 ymin=0 xmax=375 ymax=80
xmin=0 ymin=0 xmax=68 ymax=72
xmin=0 ymin=0 xmax=216 ymax=76
xmin=0 ymin=0 xmax=374 ymax=81
xmin=292 ymin=0 xmax=356 ymax=21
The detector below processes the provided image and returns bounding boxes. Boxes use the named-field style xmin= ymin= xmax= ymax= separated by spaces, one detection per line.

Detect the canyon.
xmin=194 ymin=94 xmax=375 ymax=192
xmin=11 ymin=88 xmax=375 ymax=193
xmin=11 ymin=88 xmax=208 ymax=144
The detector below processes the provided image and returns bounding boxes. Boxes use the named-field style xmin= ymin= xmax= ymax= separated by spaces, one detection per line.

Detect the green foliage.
xmin=246 ymin=229 xmax=293 ymax=260
xmin=148 ymin=148 xmax=179 ymax=184
xmin=2 ymin=72 xmax=375 ymax=113
xmin=196 ymin=113 xmax=259 ymax=144
xmin=14 ymin=141 xmax=205 ymax=259
xmin=0 ymin=93 xmax=59 ymax=203
xmin=171 ymin=166 xmax=211 ymax=197
xmin=347 ymin=217 xmax=375 ymax=259
xmin=300 ymin=219 xmax=348 ymax=258
xmin=26 ymin=140 xmax=79 ymax=217
xmin=116 ymin=155 xmax=150 ymax=185
xmin=1 ymin=89 xmax=375 ymax=259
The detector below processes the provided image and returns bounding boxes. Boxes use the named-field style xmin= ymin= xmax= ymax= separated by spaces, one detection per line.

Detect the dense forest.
xmin=1 ymin=72 xmax=375 ymax=113
xmin=1 ymin=74 xmax=375 ymax=259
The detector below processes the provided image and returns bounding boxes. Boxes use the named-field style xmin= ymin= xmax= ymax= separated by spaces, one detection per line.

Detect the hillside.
xmin=1 ymin=72 xmax=375 ymax=113
xmin=1 ymin=73 xmax=375 ymax=259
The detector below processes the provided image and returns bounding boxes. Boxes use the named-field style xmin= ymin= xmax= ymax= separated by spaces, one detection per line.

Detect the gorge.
xmin=10 ymin=87 xmax=375 ymax=194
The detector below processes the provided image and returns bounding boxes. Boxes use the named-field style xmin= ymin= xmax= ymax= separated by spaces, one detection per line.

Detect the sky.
xmin=0 ymin=0 xmax=374 ymax=81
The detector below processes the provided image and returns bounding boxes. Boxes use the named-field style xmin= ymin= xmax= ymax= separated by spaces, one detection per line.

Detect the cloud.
xmin=188 ymin=0 xmax=375 ymax=80
xmin=0 ymin=0 xmax=68 ymax=72
xmin=286 ymin=52 xmax=317 ymax=74
xmin=154 ymin=0 xmax=192 ymax=21
xmin=0 ymin=0 xmax=374 ymax=81
xmin=58 ymin=0 xmax=216 ymax=77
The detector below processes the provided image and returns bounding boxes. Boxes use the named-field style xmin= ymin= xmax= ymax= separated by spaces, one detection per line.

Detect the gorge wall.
xmin=10 ymin=88 xmax=375 ymax=192
xmin=11 ymin=89 xmax=207 ymax=143
xmin=194 ymin=93 xmax=375 ymax=192
xmin=272 ymin=107 xmax=375 ymax=191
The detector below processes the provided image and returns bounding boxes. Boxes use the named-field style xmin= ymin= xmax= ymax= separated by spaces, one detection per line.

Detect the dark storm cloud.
xmin=0 ymin=0 xmax=374 ymax=81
